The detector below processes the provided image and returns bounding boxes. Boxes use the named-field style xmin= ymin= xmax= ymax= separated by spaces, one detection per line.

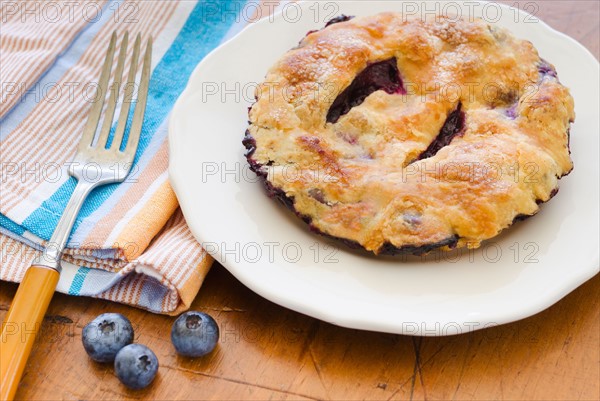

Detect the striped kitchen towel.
xmin=0 ymin=0 xmax=282 ymax=314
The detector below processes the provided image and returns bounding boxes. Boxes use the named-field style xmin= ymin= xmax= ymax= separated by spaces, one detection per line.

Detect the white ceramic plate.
xmin=169 ymin=1 xmax=599 ymax=335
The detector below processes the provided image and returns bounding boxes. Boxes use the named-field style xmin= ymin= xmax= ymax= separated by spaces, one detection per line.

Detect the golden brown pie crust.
xmin=244 ymin=13 xmax=575 ymax=255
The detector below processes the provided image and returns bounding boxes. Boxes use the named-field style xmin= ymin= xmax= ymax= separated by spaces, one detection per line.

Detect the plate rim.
xmin=169 ymin=0 xmax=600 ymax=335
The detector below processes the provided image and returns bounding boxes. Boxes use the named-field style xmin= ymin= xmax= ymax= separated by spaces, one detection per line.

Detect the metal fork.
xmin=0 ymin=31 xmax=152 ymax=401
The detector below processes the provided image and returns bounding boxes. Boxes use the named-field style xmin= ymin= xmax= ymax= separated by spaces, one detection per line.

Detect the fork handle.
xmin=1 ymin=266 xmax=59 ymax=401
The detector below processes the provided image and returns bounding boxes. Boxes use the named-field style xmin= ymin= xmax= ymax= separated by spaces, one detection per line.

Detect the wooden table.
xmin=1 ymin=1 xmax=598 ymax=400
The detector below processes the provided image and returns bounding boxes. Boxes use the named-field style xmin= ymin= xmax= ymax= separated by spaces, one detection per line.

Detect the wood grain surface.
xmin=1 ymin=1 xmax=598 ymax=400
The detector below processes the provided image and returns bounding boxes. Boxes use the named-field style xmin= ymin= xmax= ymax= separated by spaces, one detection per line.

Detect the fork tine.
xmin=110 ymin=33 xmax=141 ymax=152
xmin=96 ymin=31 xmax=129 ymax=149
xmin=77 ymin=31 xmax=117 ymax=152
xmin=123 ymin=36 xmax=152 ymax=159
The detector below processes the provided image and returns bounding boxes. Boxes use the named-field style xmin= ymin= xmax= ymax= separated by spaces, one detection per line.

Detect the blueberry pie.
xmin=244 ymin=13 xmax=574 ymax=255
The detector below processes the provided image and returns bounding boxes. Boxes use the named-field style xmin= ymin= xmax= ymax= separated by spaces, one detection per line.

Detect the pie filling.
xmin=326 ymin=57 xmax=405 ymax=124
xmin=416 ymin=102 xmax=465 ymax=161
xmin=538 ymin=59 xmax=557 ymax=78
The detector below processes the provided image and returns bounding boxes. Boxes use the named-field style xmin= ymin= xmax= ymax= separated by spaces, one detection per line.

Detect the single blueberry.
xmin=82 ymin=313 xmax=134 ymax=363
xmin=171 ymin=311 xmax=219 ymax=357
xmin=114 ymin=344 xmax=159 ymax=390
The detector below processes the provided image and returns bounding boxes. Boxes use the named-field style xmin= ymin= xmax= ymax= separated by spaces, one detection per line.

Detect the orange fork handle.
xmin=1 ymin=266 xmax=59 ymax=401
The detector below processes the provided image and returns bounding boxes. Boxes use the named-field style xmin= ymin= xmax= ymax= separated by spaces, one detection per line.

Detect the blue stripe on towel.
xmin=0 ymin=215 xmax=26 ymax=236
xmin=68 ymin=266 xmax=91 ymax=295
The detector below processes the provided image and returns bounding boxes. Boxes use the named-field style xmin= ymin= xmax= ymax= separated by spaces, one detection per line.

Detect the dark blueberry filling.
xmin=541 ymin=187 xmax=559 ymax=203
xmin=262 ymin=177 xmax=314 ymax=225
xmin=325 ymin=14 xmax=354 ymax=27
xmin=505 ymin=104 xmax=518 ymax=119
xmin=512 ymin=213 xmax=532 ymax=222
xmin=538 ymin=59 xmax=557 ymax=78
xmin=326 ymin=57 xmax=405 ymax=124
xmin=305 ymin=15 xmax=354 ymax=38
xmin=264 ymin=179 xmax=296 ymax=212
xmin=242 ymin=129 xmax=256 ymax=156
xmin=243 ymin=130 xmax=268 ymax=178
xmin=308 ymin=188 xmax=328 ymax=204
xmin=513 ymin=187 xmax=559 ymax=222
xmin=378 ymin=235 xmax=459 ymax=256
xmin=416 ymin=102 xmax=466 ymax=160
xmin=244 ymin=128 xmax=317 ymax=219
xmin=503 ymin=58 xmax=562 ymax=120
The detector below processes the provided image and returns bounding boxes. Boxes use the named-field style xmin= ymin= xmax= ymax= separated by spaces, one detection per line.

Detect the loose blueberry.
xmin=82 ymin=313 xmax=134 ymax=363
xmin=171 ymin=311 xmax=219 ymax=357
xmin=114 ymin=344 xmax=158 ymax=390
